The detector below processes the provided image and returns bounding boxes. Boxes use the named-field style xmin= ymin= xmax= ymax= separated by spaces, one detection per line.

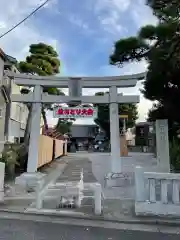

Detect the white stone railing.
xmin=83 ymin=182 xmax=102 ymax=215
xmin=135 ymin=166 xmax=180 ymax=217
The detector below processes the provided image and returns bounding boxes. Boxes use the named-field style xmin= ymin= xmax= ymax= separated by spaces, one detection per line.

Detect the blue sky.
xmin=0 ymin=0 xmax=157 ymax=125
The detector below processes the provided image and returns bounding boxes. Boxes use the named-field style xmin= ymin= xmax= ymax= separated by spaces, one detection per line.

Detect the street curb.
xmin=0 ymin=208 xmax=180 ymax=227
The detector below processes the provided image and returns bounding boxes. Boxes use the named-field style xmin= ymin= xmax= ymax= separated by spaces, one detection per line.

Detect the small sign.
xmin=119 ymin=115 xmax=128 ymax=119
xmin=53 ymin=106 xmax=98 ymax=119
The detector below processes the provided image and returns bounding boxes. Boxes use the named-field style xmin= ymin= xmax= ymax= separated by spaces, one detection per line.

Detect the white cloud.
xmin=0 ymin=0 xmax=59 ymax=60
xmin=95 ymin=0 xmax=131 ymax=13
xmin=67 ymin=14 xmax=94 ymax=35
xmin=93 ymin=0 xmax=157 ymax=36
xmin=94 ymin=0 xmax=131 ymax=34
xmin=131 ymin=0 xmax=158 ymax=28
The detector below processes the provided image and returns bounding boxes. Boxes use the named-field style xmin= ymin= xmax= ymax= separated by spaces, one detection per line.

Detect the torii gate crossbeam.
xmin=6 ymin=71 xmax=145 ymax=88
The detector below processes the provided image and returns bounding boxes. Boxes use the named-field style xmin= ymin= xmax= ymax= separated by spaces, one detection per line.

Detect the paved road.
xmin=0 ymin=218 xmax=179 ymax=240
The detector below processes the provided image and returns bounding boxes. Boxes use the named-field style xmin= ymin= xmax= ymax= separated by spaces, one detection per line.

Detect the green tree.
xmin=18 ymin=43 xmax=63 ymax=133
xmin=94 ymin=92 xmax=138 ymax=138
xmin=55 ymin=120 xmax=72 ymax=135
xmin=109 ymin=0 xmax=180 ymax=138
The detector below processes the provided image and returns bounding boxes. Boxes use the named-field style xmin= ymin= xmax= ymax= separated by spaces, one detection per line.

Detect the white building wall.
xmin=0 ymin=54 xmax=29 ymax=146
xmin=7 ymin=67 xmax=29 ymax=142
xmin=0 ymin=57 xmax=6 ymax=151
xmin=8 ymin=98 xmax=29 ymax=142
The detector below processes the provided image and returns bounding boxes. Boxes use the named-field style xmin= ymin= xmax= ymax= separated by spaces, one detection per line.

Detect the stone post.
xmin=94 ymin=183 xmax=102 ymax=215
xmin=135 ymin=166 xmax=146 ymax=202
xmin=156 ymin=119 xmax=170 ymax=172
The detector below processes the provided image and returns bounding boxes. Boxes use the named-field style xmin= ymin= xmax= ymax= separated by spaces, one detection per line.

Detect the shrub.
xmin=0 ymin=144 xmax=20 ymax=179
xmin=169 ymin=139 xmax=180 ymax=172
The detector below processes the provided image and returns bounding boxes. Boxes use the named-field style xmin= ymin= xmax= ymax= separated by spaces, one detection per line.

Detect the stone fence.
xmin=135 ymin=166 xmax=180 ymax=217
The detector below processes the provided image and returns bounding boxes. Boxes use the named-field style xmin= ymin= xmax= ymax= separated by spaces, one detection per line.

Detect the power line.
xmin=0 ymin=0 xmax=51 ymax=39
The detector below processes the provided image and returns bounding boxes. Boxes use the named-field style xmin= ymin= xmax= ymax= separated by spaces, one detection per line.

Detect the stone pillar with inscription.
xmin=155 ymin=119 xmax=170 ymax=172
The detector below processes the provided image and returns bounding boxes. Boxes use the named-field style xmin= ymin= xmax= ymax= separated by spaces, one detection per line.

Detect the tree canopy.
xmin=18 ymin=42 xmax=69 ymax=134
xmin=18 ymin=43 xmax=62 ymax=94
xmin=109 ymin=0 xmax=180 ymax=137
xmin=55 ymin=119 xmax=72 ymax=135
xmin=18 ymin=43 xmax=60 ymax=76
xmin=94 ymin=92 xmax=138 ymax=138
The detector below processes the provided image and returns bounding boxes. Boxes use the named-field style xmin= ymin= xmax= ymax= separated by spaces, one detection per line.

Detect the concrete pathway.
xmin=32 ymin=155 xmax=98 ymax=214
xmin=75 ymin=151 xmax=157 ymax=199
xmin=1 ymin=151 xmax=175 ymax=224
xmin=67 ymin=152 xmax=159 ymax=220
xmin=1 ymin=154 xmax=99 ymax=215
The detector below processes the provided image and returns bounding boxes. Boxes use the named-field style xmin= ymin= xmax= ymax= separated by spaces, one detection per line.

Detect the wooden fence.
xmin=54 ymin=139 xmax=64 ymax=159
xmin=37 ymin=135 xmax=66 ymax=168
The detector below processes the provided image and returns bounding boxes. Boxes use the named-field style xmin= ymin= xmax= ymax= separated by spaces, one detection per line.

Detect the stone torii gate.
xmin=6 ymin=71 xmax=145 ymax=186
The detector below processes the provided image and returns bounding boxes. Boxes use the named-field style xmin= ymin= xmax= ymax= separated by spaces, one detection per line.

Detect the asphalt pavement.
xmin=0 ymin=218 xmax=179 ymax=240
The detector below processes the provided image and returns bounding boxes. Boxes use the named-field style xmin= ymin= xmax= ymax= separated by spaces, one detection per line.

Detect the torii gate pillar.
xmin=27 ymin=85 xmax=42 ymax=173
xmin=15 ymin=85 xmax=45 ymax=191
xmin=109 ymin=86 xmax=121 ymax=172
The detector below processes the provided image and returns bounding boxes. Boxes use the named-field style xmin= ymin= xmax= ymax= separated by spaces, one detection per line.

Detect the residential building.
xmin=0 ymin=49 xmax=7 ymax=152
xmin=70 ymin=124 xmax=99 ymax=142
xmin=0 ymin=49 xmax=29 ymax=150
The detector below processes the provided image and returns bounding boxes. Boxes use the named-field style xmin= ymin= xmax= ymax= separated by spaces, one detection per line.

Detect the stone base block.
xmin=105 ymin=172 xmax=132 ymax=187
xmin=15 ymin=172 xmax=46 ymax=192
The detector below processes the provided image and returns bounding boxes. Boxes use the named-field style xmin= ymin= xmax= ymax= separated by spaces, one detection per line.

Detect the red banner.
xmin=53 ymin=107 xmax=97 ymax=119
